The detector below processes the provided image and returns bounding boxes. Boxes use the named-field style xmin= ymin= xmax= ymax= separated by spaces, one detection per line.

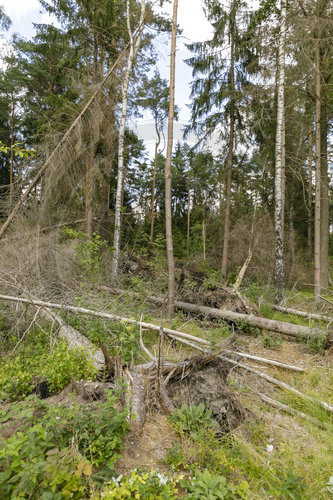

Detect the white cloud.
xmin=0 ymin=0 xmax=40 ymax=21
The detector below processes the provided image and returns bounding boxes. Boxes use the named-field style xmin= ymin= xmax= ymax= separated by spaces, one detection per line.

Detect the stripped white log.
xmin=106 ymin=287 xmax=330 ymax=342
xmin=258 ymin=393 xmax=330 ymax=429
xmin=272 ymin=303 xmax=333 ymax=323
xmin=40 ymin=308 xmax=105 ymax=371
xmin=0 ymin=294 xmax=304 ymax=373
xmin=165 ymin=332 xmax=333 ymax=414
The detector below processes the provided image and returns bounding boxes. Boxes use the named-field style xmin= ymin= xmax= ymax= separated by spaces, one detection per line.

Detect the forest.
xmin=0 ymin=0 xmax=333 ymax=498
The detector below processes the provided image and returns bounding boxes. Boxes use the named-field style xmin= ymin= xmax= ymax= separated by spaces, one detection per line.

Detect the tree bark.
xmin=221 ymin=2 xmax=235 ymax=281
xmin=187 ymin=158 xmax=190 ymax=258
xmin=164 ymin=0 xmax=178 ymax=318
xmin=320 ymin=94 xmax=328 ymax=289
xmin=307 ymin=126 xmax=313 ymax=263
xmin=111 ymin=0 xmax=146 ymax=277
xmin=314 ymin=33 xmax=321 ymax=301
xmin=274 ymin=0 xmax=287 ymax=304
xmin=149 ymin=124 xmax=161 ymax=248
xmin=9 ymin=99 xmax=15 ymax=206
xmin=85 ymin=153 xmax=94 ymax=238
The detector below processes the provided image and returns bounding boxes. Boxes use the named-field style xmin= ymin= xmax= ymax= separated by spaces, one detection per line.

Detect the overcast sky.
xmin=0 ymin=0 xmax=213 ymax=151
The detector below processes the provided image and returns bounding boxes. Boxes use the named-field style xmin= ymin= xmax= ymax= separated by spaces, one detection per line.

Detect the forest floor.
xmin=1 ymin=268 xmax=333 ymax=499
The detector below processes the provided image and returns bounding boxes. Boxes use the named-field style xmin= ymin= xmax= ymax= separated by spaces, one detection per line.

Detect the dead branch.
xmin=271 ymin=303 xmax=333 ymax=323
xmin=258 ymin=393 xmax=330 ymax=430
xmin=0 ymin=44 xmax=130 ymax=241
xmin=165 ymin=333 xmax=333 ymax=414
xmin=0 ymin=293 xmax=305 ymax=373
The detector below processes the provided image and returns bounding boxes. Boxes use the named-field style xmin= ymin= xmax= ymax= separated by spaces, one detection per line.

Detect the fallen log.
xmin=173 ymin=336 xmax=333 ymax=414
xmin=40 ymin=308 xmax=105 ymax=371
xmin=0 ymin=293 xmax=305 ymax=373
xmin=272 ymin=304 xmax=333 ymax=323
xmin=107 ymin=288 xmax=331 ymax=344
xmin=258 ymin=394 xmax=330 ymax=430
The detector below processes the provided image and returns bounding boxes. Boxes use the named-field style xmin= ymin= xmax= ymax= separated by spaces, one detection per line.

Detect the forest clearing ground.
xmin=1 ymin=283 xmax=333 ymax=498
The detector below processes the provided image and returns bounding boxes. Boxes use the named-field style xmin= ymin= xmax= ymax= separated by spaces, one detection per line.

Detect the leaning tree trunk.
xmin=164 ymin=0 xmax=178 ymax=318
xmin=111 ymin=0 xmax=146 ymax=277
xmin=221 ymin=5 xmax=235 ymax=282
xmin=274 ymin=0 xmax=287 ymax=304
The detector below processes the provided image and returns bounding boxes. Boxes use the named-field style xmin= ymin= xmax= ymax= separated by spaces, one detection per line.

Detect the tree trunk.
xmin=164 ymin=0 xmax=178 ymax=318
xmin=274 ymin=0 xmax=286 ymax=304
xmin=202 ymin=216 xmax=206 ymax=260
xmin=314 ymin=34 xmax=321 ymax=301
xmin=221 ymin=4 xmax=235 ymax=281
xmin=9 ymin=99 xmax=15 ymax=206
xmin=149 ymin=125 xmax=161 ymax=249
xmin=85 ymin=153 xmax=94 ymax=238
xmin=320 ymin=94 xmax=328 ymax=289
xmin=187 ymin=158 xmax=190 ymax=258
xmin=307 ymin=126 xmax=313 ymax=263
xmin=112 ymin=0 xmax=146 ymax=277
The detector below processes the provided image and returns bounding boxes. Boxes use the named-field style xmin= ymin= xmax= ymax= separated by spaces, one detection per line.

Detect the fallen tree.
xmin=0 ymin=293 xmax=305 ymax=373
xmin=271 ymin=304 xmax=333 ymax=323
xmin=106 ymin=288 xmax=332 ymax=345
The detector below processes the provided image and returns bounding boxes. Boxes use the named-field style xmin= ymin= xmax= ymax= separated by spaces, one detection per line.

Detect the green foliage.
xmin=180 ymin=470 xmax=249 ymax=499
xmin=0 ymin=141 xmax=35 ymax=158
xmin=94 ymin=468 xmax=180 ymax=499
xmin=66 ymin=313 xmax=140 ymax=364
xmin=0 ymin=328 xmax=96 ymax=401
xmin=169 ymin=404 xmax=218 ymax=439
xmin=63 ymin=228 xmax=111 ymax=277
xmin=261 ymin=335 xmax=283 ymax=350
xmin=0 ymin=391 xmax=129 ymax=499
xmin=304 ymin=334 xmax=327 ymax=354
xmin=268 ymin=469 xmax=307 ymax=499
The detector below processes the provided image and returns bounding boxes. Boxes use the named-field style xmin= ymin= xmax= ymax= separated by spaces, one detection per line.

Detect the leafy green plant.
xmin=169 ymin=404 xmax=218 ymax=438
xmin=63 ymin=228 xmax=111 ymax=277
xmin=0 ymin=391 xmax=129 ymax=498
xmin=0 ymin=328 xmax=96 ymax=401
xmin=94 ymin=468 xmax=180 ymax=499
xmin=261 ymin=335 xmax=282 ymax=350
xmin=180 ymin=469 xmax=249 ymax=499
xmin=268 ymin=469 xmax=307 ymax=499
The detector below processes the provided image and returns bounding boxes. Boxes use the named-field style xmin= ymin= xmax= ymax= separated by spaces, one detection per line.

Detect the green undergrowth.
xmin=0 ymin=326 xmax=97 ymax=402
xmin=0 ymin=391 xmax=129 ymax=499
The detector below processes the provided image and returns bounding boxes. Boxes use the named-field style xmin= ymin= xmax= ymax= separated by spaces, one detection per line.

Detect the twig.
xmin=139 ymin=314 xmax=156 ymax=361
xmin=11 ymin=307 xmax=41 ymax=353
xmin=258 ymin=393 xmax=330 ymax=430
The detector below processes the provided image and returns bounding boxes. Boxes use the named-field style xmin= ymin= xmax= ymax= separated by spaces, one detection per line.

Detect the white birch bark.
xmin=274 ymin=0 xmax=287 ymax=304
xmin=112 ymin=0 xmax=146 ymax=277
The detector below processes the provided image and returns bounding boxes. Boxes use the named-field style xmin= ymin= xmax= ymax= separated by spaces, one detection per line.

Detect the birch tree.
xmin=274 ymin=0 xmax=287 ymax=304
xmin=165 ymin=0 xmax=178 ymax=318
xmin=112 ymin=0 xmax=146 ymax=277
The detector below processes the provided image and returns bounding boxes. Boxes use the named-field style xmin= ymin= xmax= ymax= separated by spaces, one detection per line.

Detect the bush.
xmin=0 ymin=391 xmax=129 ymax=499
xmin=0 ymin=328 xmax=97 ymax=401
